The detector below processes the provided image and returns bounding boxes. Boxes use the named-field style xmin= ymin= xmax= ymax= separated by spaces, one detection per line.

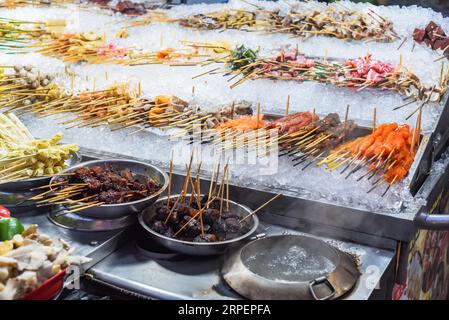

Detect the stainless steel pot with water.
xmin=221 ymin=234 xmax=360 ymax=300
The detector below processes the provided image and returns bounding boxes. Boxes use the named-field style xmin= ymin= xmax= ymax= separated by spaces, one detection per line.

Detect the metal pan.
xmin=221 ymin=234 xmax=359 ymax=300
xmin=138 ymin=194 xmax=259 ymax=256
xmin=49 ymin=159 xmax=168 ymax=219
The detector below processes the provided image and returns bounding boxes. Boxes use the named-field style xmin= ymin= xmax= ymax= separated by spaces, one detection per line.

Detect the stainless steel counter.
xmin=86 ymin=223 xmax=395 ymax=300
xmin=16 ymin=210 xmax=129 ymax=270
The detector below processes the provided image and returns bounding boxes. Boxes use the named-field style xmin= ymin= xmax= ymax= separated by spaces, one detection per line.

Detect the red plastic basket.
xmin=21 ymin=269 xmax=66 ymax=300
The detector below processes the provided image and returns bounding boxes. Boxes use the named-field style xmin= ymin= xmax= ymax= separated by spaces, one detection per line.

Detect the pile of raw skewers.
xmin=0 ymin=113 xmax=78 ymax=184
xmin=199 ymin=45 xmax=448 ymax=106
xmin=0 ymin=66 xmax=255 ymax=133
xmin=0 ymin=65 xmax=61 ymax=113
xmin=30 ymin=31 xmax=216 ymax=66
xmin=176 ymin=9 xmax=257 ymax=31
xmin=0 ymin=67 xmax=421 ymax=196
xmin=30 ymin=32 xmax=132 ymax=65
xmin=189 ymin=103 xmax=420 ymax=195
xmin=0 ymin=16 xmax=65 ymax=51
xmin=413 ymin=21 xmax=449 ymax=61
xmin=258 ymin=3 xmax=398 ymax=42
xmin=158 ymin=2 xmax=398 ymax=43
xmin=319 ymin=122 xmax=420 ymax=196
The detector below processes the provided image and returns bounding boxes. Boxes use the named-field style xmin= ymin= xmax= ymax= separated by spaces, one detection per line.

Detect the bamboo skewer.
xmin=240 ymin=193 xmax=282 ymax=222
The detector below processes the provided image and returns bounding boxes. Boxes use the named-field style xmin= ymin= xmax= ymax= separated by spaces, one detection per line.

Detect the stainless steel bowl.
xmin=0 ymin=151 xmax=81 ymax=213
xmin=49 ymin=159 xmax=168 ymax=219
xmin=138 ymin=194 xmax=259 ymax=256
xmin=0 ymin=151 xmax=81 ymax=192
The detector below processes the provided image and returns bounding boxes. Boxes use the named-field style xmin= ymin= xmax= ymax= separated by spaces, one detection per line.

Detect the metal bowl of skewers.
xmin=47 ymin=159 xmax=168 ymax=219
xmin=138 ymin=194 xmax=259 ymax=256
xmin=0 ymin=151 xmax=81 ymax=213
xmin=0 ymin=151 xmax=81 ymax=192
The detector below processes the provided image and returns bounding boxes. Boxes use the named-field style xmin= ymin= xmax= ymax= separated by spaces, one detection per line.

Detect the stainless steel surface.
xmin=413 ymin=152 xmax=449 ymax=231
xmin=50 ymin=159 xmax=168 ymax=219
xmin=48 ymin=205 xmax=136 ymax=232
xmin=86 ymin=223 xmax=395 ymax=300
xmin=0 ymin=151 xmax=81 ymax=211
xmin=138 ymin=194 xmax=259 ymax=256
xmin=79 ymin=146 xmax=418 ymax=243
xmin=414 ymin=211 xmax=449 ymax=230
xmin=15 ymin=210 xmax=130 ymax=270
xmin=221 ymin=234 xmax=359 ymax=300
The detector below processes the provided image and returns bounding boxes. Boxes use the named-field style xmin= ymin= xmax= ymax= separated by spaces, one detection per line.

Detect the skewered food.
xmin=32 ymin=32 xmax=214 ymax=66
xmin=0 ymin=65 xmax=61 ymax=112
xmin=51 ymin=165 xmax=162 ymax=205
xmin=267 ymin=111 xmax=318 ymax=134
xmin=149 ymin=195 xmax=252 ymax=243
xmin=87 ymin=0 xmax=163 ymax=16
xmin=32 ymin=32 xmax=131 ymax=64
xmin=0 ymin=17 xmax=65 ymax=51
xmin=228 ymin=45 xmax=258 ymax=72
xmin=0 ymin=65 xmax=254 ymax=134
xmin=146 ymin=155 xmax=277 ymax=246
xmin=324 ymin=123 xmax=417 ymax=184
xmin=413 ymin=21 xmax=449 ymax=57
xmin=178 ymin=10 xmax=256 ymax=31
xmin=216 ymin=114 xmax=266 ymax=132
xmin=262 ymin=5 xmax=397 ymax=42
xmin=215 ymin=46 xmax=447 ymax=103
xmin=0 ymin=113 xmax=78 ymax=184
xmin=0 ymin=224 xmax=90 ymax=300
xmin=113 ymin=0 xmax=147 ymax=15
xmin=279 ymin=113 xmax=356 ymax=168
xmin=164 ymin=2 xmax=397 ymax=43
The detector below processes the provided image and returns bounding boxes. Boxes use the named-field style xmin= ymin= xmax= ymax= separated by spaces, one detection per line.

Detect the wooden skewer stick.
xmin=181 ymin=149 xmax=195 ymax=201
xmin=67 ymin=201 xmax=104 ymax=213
xmin=256 ymin=101 xmax=261 ymax=130
xmin=194 ymin=161 xmax=202 ymax=210
xmin=285 ymin=94 xmax=290 ymax=116
xmin=226 ymin=166 xmax=230 ymax=212
xmin=372 ymin=107 xmax=377 ymax=133
xmin=166 ymin=151 xmax=174 ymax=209
xmin=219 ymin=163 xmax=228 ymax=216
xmin=164 ymin=195 xmax=181 ymax=225
xmin=240 ymin=193 xmax=282 ymax=222
xmin=206 ymin=159 xmax=218 ymax=209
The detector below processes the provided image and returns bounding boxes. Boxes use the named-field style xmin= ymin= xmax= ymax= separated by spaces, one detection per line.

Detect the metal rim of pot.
xmin=138 ymin=194 xmax=259 ymax=255
xmin=221 ymin=234 xmax=360 ymax=300
xmin=47 ymin=159 xmax=169 ymax=219
xmin=49 ymin=158 xmax=168 ymax=208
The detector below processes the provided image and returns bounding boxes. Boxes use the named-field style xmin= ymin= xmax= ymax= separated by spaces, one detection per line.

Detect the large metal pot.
xmin=138 ymin=194 xmax=259 ymax=256
xmin=221 ymin=234 xmax=360 ymax=300
xmin=49 ymin=159 xmax=168 ymax=219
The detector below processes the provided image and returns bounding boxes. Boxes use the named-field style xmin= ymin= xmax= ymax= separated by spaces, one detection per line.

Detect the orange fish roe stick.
xmin=331 ymin=123 xmax=417 ymax=184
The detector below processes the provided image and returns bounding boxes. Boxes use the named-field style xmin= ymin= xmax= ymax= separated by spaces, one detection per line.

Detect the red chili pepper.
xmin=0 ymin=206 xmax=11 ymax=219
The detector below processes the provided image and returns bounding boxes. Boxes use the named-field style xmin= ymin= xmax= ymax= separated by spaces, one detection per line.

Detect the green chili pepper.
xmin=0 ymin=217 xmax=24 ymax=241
